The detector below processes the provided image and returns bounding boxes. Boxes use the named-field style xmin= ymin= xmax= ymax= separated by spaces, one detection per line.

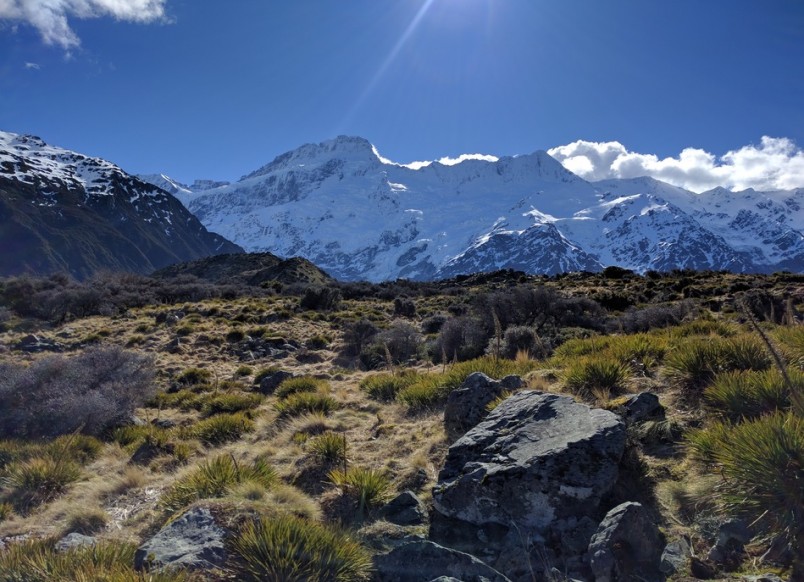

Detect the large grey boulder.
xmin=381 ymin=490 xmax=428 ymax=526
xmin=431 ymin=391 xmax=626 ymax=579
xmin=443 ymin=373 xmax=525 ymax=440
xmin=373 ymin=540 xmax=511 ymax=582
xmin=55 ymin=533 xmax=96 ymax=552
xmin=588 ymin=502 xmax=664 ymax=582
xmin=660 ymin=538 xmax=691 ymax=575
xmin=134 ymin=506 xmax=227 ymax=572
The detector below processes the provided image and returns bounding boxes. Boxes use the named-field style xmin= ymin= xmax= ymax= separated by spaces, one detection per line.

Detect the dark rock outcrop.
xmin=380 ymin=491 xmax=428 ymax=526
xmin=443 ymin=373 xmax=525 ymax=440
xmin=431 ymin=391 xmax=626 ymax=579
xmin=373 ymin=540 xmax=511 ymax=582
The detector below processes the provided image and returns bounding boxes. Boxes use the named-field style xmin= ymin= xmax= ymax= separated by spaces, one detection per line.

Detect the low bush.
xmin=299 ymin=286 xmax=342 ymax=311
xmin=160 ymin=455 xmax=277 ymax=514
xmin=175 ymin=367 xmax=213 ymax=386
xmin=342 ymin=319 xmax=379 ymax=357
xmin=421 ymin=313 xmax=448 ymax=335
xmin=232 ymin=515 xmax=372 ymax=581
xmin=0 ymin=347 xmax=156 ymax=438
xmin=430 ymin=315 xmax=490 ymax=363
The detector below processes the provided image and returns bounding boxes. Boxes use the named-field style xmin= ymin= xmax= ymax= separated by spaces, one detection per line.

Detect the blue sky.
xmin=1 ymin=0 xmax=803 ymax=190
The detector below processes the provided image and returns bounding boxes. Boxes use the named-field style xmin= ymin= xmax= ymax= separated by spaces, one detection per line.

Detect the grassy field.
xmin=0 ymin=269 xmax=801 ymax=580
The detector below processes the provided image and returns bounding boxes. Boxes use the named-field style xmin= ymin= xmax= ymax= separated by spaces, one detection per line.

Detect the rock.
xmin=707 ymin=518 xmax=752 ymax=568
xmin=443 ymin=373 xmax=525 ymax=439
xmin=741 ymin=575 xmax=786 ymax=582
xmin=152 ymin=418 xmax=177 ymax=429
xmin=14 ymin=334 xmax=64 ymax=353
xmin=431 ymin=391 xmax=626 ymax=579
xmin=163 ymin=337 xmax=182 ymax=353
xmin=588 ymin=502 xmax=664 ymax=582
xmin=134 ymin=506 xmax=227 ymax=572
xmin=429 ymin=578 xmax=464 ymax=582
xmin=660 ymin=538 xmax=691 ymax=575
xmin=256 ymin=370 xmax=294 ymax=395
xmin=381 ymin=491 xmax=428 ymax=526
xmin=373 ymin=540 xmax=511 ymax=582
xmin=55 ymin=533 xmax=96 ymax=552
xmin=620 ymin=392 xmax=663 ymax=424
xmin=689 ymin=556 xmax=718 ymax=579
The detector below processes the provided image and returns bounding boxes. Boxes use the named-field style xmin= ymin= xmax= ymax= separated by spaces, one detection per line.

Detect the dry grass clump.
xmin=63 ymin=505 xmax=109 ymax=535
xmin=160 ymin=455 xmax=277 ymax=515
xmin=562 ymin=357 xmax=631 ymax=400
xmin=307 ymin=432 xmax=348 ymax=466
xmin=0 ymin=537 xmax=197 ymax=581
xmin=275 ymin=392 xmax=340 ymax=418
xmin=704 ymin=368 xmax=801 ymax=422
xmin=2 ymin=456 xmax=82 ymax=513
xmin=232 ymin=515 xmax=372 ymax=581
xmin=275 ymin=376 xmax=328 ymax=399
xmin=185 ymin=412 xmax=256 ymax=446
xmin=328 ymin=466 xmax=392 ymax=518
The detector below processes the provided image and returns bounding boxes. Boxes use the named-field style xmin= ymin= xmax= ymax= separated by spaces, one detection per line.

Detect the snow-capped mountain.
xmin=0 ymin=131 xmax=242 ymax=279
xmin=149 ymin=136 xmax=802 ymax=281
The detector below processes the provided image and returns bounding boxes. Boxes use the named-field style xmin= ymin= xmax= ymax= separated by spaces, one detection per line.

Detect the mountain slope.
xmin=0 ymin=132 xmax=242 ymax=280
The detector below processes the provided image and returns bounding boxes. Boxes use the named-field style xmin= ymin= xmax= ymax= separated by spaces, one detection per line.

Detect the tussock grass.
xmin=687 ymin=412 xmax=803 ymax=550
xmin=359 ymin=372 xmax=419 ymax=402
xmin=704 ymin=368 xmax=801 ymax=421
xmin=275 ymin=393 xmax=339 ymax=418
xmin=185 ymin=413 xmax=255 ymax=446
xmin=200 ymin=392 xmax=263 ymax=417
xmin=563 ymin=357 xmax=631 ymax=400
xmin=396 ymin=357 xmax=535 ymax=409
xmin=275 ymin=376 xmax=328 ymax=399
xmin=308 ymin=432 xmax=348 ymax=466
xmin=160 ymin=455 xmax=277 ymax=515
xmin=232 ymin=515 xmax=372 ymax=581
xmin=328 ymin=466 xmax=392 ymax=517
xmin=0 ymin=538 xmax=196 ymax=581
xmin=3 ymin=457 xmax=82 ymax=512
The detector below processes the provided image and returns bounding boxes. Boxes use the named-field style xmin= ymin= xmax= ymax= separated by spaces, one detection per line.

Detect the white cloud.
xmin=548 ymin=137 xmax=804 ymax=192
xmin=0 ymin=0 xmax=168 ymax=49
xmin=24 ymin=61 xmax=39 ymax=69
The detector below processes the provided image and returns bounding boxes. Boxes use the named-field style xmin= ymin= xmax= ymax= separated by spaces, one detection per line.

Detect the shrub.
xmin=361 ymin=321 xmax=423 ymax=369
xmin=421 ymin=313 xmax=448 ymax=335
xmin=342 ymin=319 xmax=379 ymax=357
xmin=308 ymin=432 xmax=348 ymax=466
xmin=328 ymin=466 xmax=392 ymax=517
xmin=275 ymin=393 xmax=339 ymax=418
xmin=498 ymin=326 xmax=545 ymax=359
xmin=160 ymin=455 xmax=277 ymax=514
xmin=431 ymin=315 xmax=490 ymax=363
xmin=0 ymin=347 xmax=156 ymax=438
xmin=275 ymin=376 xmax=328 ymax=399
xmin=232 ymin=515 xmax=372 ymax=581
xmin=563 ymin=358 xmax=631 ymax=399
xmin=300 ymin=286 xmax=342 ymax=311
xmin=393 ymin=297 xmax=417 ymax=318
xmin=611 ymin=301 xmax=697 ymax=333
xmin=187 ymin=413 xmax=255 ymax=446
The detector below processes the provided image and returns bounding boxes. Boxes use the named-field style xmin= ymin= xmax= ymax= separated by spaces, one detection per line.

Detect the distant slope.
xmin=151 ymin=252 xmax=332 ymax=286
xmin=0 ymin=132 xmax=242 ymax=280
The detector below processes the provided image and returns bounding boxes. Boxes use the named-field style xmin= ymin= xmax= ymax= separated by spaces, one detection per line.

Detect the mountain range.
xmin=141 ymin=136 xmax=804 ymax=281
xmin=2 ymin=130 xmax=802 ymax=282
xmin=0 ymin=131 xmax=241 ymax=279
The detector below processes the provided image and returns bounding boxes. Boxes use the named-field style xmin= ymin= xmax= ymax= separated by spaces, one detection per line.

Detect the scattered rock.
xmin=443 ymin=372 xmax=525 ymax=439
xmin=256 ymin=370 xmax=294 ymax=395
xmin=55 ymin=533 xmax=96 ymax=552
xmin=14 ymin=334 xmax=64 ymax=353
xmin=707 ymin=518 xmax=752 ymax=569
xmin=134 ymin=506 xmax=227 ymax=572
xmin=741 ymin=575 xmax=786 ymax=582
xmin=163 ymin=337 xmax=182 ymax=354
xmin=152 ymin=418 xmax=177 ymax=429
xmin=619 ymin=392 xmax=664 ymax=425
xmin=588 ymin=502 xmax=663 ymax=582
xmin=689 ymin=556 xmax=719 ymax=579
xmin=431 ymin=391 xmax=626 ymax=579
xmin=660 ymin=538 xmax=691 ymax=575
xmin=373 ymin=540 xmax=511 ymax=582
xmin=380 ymin=491 xmax=428 ymax=526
